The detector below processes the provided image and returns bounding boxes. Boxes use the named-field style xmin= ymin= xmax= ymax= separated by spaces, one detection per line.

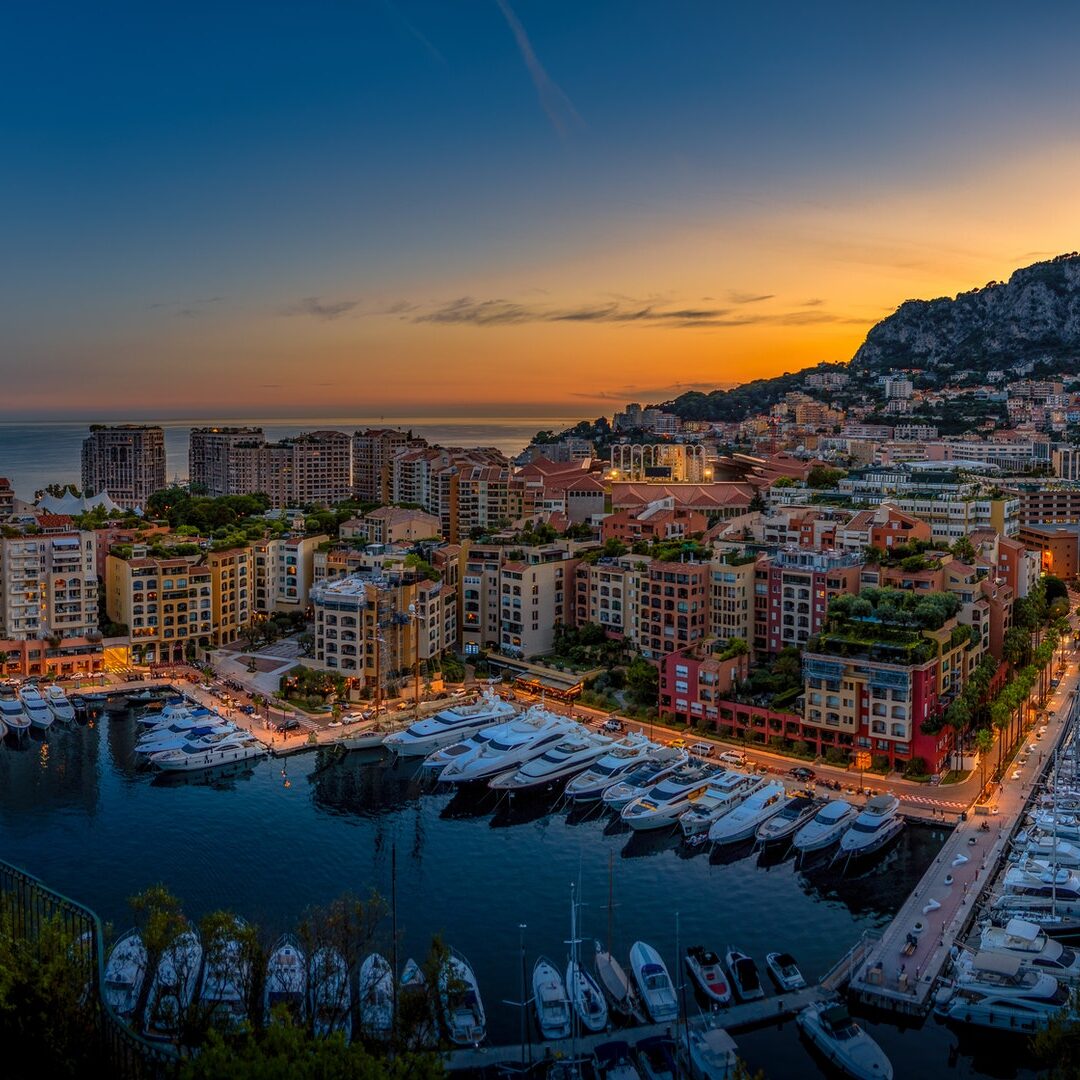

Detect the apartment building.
xmin=498 ymin=546 xmax=579 ymax=657
xmin=0 ymin=477 xmax=14 ymax=517
xmin=188 ymin=427 xmax=265 ymax=497
xmin=460 ymin=543 xmax=504 ymax=654
xmin=287 ymin=430 xmax=352 ymax=506
xmin=341 ymin=507 xmax=442 ymax=545
xmin=251 ymin=533 xmax=327 ymax=613
xmin=892 ymin=495 xmax=1019 ymax=541
xmin=351 ymin=428 xmax=419 ymax=503
xmin=601 ymin=498 xmax=707 ymax=544
xmin=1013 ymin=485 xmax=1080 ymax=525
xmin=658 ymin=640 xmax=750 ymax=725
xmin=572 ymin=555 xmax=650 ymax=644
xmin=206 ymin=547 xmax=252 ymax=647
xmin=81 ymin=425 xmax=166 ymax=509
xmin=456 ymin=465 xmax=525 ymax=536
xmin=708 ymin=553 xmax=758 ymax=651
xmin=637 ymin=559 xmax=710 ymax=660
xmin=1017 ymin=523 xmax=1080 ymax=579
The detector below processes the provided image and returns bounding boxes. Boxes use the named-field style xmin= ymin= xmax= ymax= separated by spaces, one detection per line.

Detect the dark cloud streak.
xmin=280 ymin=297 xmax=360 ymax=320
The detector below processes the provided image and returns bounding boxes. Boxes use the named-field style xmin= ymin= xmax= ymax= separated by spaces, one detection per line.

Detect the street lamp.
xmin=408 ymin=603 xmax=421 ymax=717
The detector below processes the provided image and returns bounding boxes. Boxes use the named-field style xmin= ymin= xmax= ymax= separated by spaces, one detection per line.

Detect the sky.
xmin=4 ymin=1 xmax=1080 ymax=420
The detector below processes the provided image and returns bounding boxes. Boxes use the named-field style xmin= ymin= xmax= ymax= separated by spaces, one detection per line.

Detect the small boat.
xmin=765 ymin=951 xmax=805 ymax=991
xmin=793 ymin=799 xmax=857 ymax=853
xmin=533 ymin=955 xmax=572 ymax=1040
xmin=838 ymin=794 xmax=904 ymax=857
xmin=358 ymin=952 xmax=394 ymax=1040
xmin=44 ymin=685 xmax=77 ymax=723
xmin=629 ymin=941 xmax=677 ymax=1023
xmin=594 ymin=1040 xmax=643 ymax=1080
xmin=755 ymin=795 xmax=820 ymax=846
xmin=264 ymin=934 xmax=306 ymax=1024
xmin=567 ymin=956 xmax=609 ymax=1033
xmin=143 ymin=928 xmax=203 ymax=1040
xmin=636 ymin=1034 xmax=678 ymax=1080
xmin=684 ymin=945 xmax=732 ymax=1005
xmin=20 ymin=685 xmax=54 ymax=730
xmin=439 ymin=949 xmax=486 ymax=1046
xmin=707 ymin=782 xmax=786 ymax=846
xmin=595 ymin=943 xmax=647 ymax=1022
xmin=797 ymin=1001 xmax=893 ymax=1079
xmin=103 ymin=929 xmax=148 ymax=1021
xmin=311 ymin=947 xmax=352 ymax=1040
xmin=105 ymin=693 xmax=132 ymax=714
xmin=724 ymin=947 xmax=763 ymax=1002
xmin=680 ymin=1014 xmax=739 ymax=1080
xmin=0 ymin=694 xmax=29 ymax=735
xmin=200 ymin=922 xmax=251 ymax=1030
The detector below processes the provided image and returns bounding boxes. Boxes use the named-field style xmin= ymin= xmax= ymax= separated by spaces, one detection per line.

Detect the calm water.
xmin=0 ymin=416 xmax=581 ymax=500
xmin=0 ymin=712 xmax=1042 ymax=1078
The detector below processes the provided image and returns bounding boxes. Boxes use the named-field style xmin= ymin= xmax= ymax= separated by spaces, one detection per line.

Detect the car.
xmin=277 ymin=718 xmax=300 ymax=732
xmin=669 ymin=738 xmax=687 ymax=750
xmin=690 ymin=742 xmax=714 ymax=758
xmin=602 ymin=718 xmax=624 ymax=733
xmin=789 ymin=766 xmax=816 ymax=782
xmin=453 ymin=688 xmax=469 ymax=697
xmin=718 ymin=750 xmax=746 ymax=766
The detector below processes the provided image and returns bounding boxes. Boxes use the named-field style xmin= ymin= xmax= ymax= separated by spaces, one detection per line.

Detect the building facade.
xmin=81 ymin=425 xmax=166 ymax=509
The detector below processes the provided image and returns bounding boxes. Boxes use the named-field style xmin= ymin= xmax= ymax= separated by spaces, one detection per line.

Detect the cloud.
xmin=496 ymin=0 xmax=583 ymax=138
xmin=280 ymin=296 xmax=360 ymax=320
xmin=801 ymin=298 xmax=825 ymax=306
xmin=570 ymin=381 xmax=732 ymax=401
xmin=727 ymin=290 xmax=775 ymax=305
xmin=412 ymin=296 xmax=733 ymax=328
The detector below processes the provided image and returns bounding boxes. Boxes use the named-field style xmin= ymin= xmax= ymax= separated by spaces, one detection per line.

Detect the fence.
xmin=0 ymin=858 xmax=175 ymax=1078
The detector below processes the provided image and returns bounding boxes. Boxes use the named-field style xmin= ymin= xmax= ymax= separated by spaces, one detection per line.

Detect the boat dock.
xmin=849 ymin=673 xmax=1080 ymax=1016
xmin=445 ymin=984 xmax=828 ymax=1072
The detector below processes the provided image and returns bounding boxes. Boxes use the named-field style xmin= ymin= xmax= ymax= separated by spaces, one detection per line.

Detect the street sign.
xmin=853 ymin=750 xmax=872 ymax=770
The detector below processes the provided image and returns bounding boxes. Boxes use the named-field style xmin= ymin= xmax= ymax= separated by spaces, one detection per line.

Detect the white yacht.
xmin=429 ymin=707 xmax=573 ymax=783
xmin=680 ymin=1015 xmax=740 ymax=1080
xmin=677 ymin=770 xmax=763 ymax=839
xmin=0 ymin=694 xmax=30 ymax=735
xmin=968 ymin=923 xmax=1080 ymax=980
xmin=44 ymin=685 xmax=76 ymax=723
xmin=139 ymin=702 xmax=205 ymax=727
xmin=838 ymin=794 xmax=904 ymax=857
xmin=564 ymin=732 xmax=661 ymax=802
xmin=1000 ymin=861 xmax=1080 ymax=907
xmin=265 ymin=934 xmax=306 ymax=1024
xmin=628 ymin=941 xmax=677 ymax=1023
xmin=756 ymin=795 xmax=821 ymax=846
xmin=797 ymin=1000 xmax=893 ymax=1079
xmin=601 ymin=748 xmax=689 ymax=811
xmin=103 ymin=929 xmax=148 ymax=1021
xmin=439 ymin=949 xmax=486 ymax=1046
xmin=707 ymin=781 xmax=787 ymax=846
xmin=311 ymin=947 xmax=352 ymax=1040
xmin=488 ymin=731 xmax=613 ymax=791
xmin=136 ymin=723 xmax=235 ymax=758
xmin=1031 ymin=810 xmax=1080 ymax=842
xmin=793 ymin=800 xmax=857 ymax=853
xmin=1016 ymin=834 xmax=1080 ymax=869
xmin=143 ymin=928 xmax=203 ymax=1040
xmin=358 ymin=952 xmax=394 ymax=1040
xmin=200 ymin=924 xmax=251 ymax=1030
xmin=150 ymin=731 xmax=266 ymax=772
xmin=620 ymin=762 xmax=721 ymax=831
xmin=936 ymin=953 xmax=1070 ymax=1032
xmin=139 ymin=712 xmax=218 ymax=737
xmin=567 ymin=957 xmax=609 ymax=1033
xmin=533 ymin=956 xmax=572 ymax=1040
xmin=384 ymin=692 xmax=516 ymax=757
xmin=19 ymin=684 xmax=53 ymax=730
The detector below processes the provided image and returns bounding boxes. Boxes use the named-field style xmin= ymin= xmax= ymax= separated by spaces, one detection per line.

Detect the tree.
xmin=991 ymin=701 xmax=1010 ymax=773
xmin=806 ymin=466 xmax=846 ymax=488
xmin=975 ymin=728 xmax=994 ymax=794
xmin=951 ymin=535 xmax=977 ymax=563
xmin=625 ymin=657 xmax=659 ymax=709
xmin=1003 ymin=625 xmax=1031 ymax=668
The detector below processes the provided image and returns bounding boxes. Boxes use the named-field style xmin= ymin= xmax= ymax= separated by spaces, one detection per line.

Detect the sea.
xmin=0 ymin=711 xmax=1042 ymax=1079
xmin=0 ymin=417 xmax=583 ymax=501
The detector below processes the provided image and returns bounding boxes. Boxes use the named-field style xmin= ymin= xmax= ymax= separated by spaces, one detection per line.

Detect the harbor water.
xmin=0 ymin=711 xmax=1043 ymax=1077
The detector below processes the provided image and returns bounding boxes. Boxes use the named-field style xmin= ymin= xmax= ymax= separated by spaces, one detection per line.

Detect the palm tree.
xmin=975 ymin=728 xmax=994 ymax=795
xmin=991 ymin=701 xmax=1010 ymax=775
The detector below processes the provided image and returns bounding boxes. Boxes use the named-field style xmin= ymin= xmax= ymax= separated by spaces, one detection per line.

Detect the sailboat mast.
xmin=607 ymin=851 xmax=614 ymax=951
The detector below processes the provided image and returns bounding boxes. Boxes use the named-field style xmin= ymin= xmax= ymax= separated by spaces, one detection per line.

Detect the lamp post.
xmin=408 ymin=602 xmax=421 ymax=717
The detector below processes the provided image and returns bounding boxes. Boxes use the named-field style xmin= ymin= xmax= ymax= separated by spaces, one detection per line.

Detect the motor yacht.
xmin=937 ymin=952 xmax=1071 ymax=1031
xmin=838 ymin=794 xmax=904 ymax=857
xmin=44 ymin=685 xmax=76 ymax=723
xmin=19 ymin=684 xmax=53 ymax=730
xmin=265 ymin=934 xmax=306 ymax=1024
xmin=430 ymin=707 xmax=574 ymax=783
xmin=1031 ymin=810 xmax=1080 ymax=842
xmin=141 ymin=701 xmax=203 ymax=726
xmin=150 ymin=731 xmax=266 ymax=772
xmin=488 ymin=731 xmax=613 ymax=791
xmin=707 ymin=782 xmax=787 ymax=846
xmin=200 ymin=922 xmax=251 ymax=1030
xmin=756 ymin=795 xmax=821 ymax=846
xmin=680 ymin=1015 xmax=739 ymax=1080
xmin=439 ymin=949 xmax=485 ymax=1046
xmin=103 ymin=929 xmax=148 ymax=1021
xmin=620 ymin=762 xmax=721 ymax=831
xmin=358 ymin=952 xmax=394 ymax=1040
xmin=1001 ymin=861 xmax=1080 ymax=906
xmin=136 ymin=723 xmax=235 ymax=758
xmin=311 ymin=947 xmax=352 ymax=1040
xmin=684 ymin=945 xmax=731 ymax=1005
xmin=724 ymin=947 xmax=763 ymax=1002
xmin=384 ymin=692 xmax=516 ymax=757
xmin=765 ymin=952 xmax=806 ymax=991
xmin=143 ymin=928 xmax=203 ymax=1040
xmin=567 ymin=956 xmax=609 ymax=1033
xmin=677 ymin=770 xmax=763 ymax=839
xmin=797 ymin=1000 xmax=893 ymax=1079
xmin=138 ymin=712 xmax=219 ymax=738
xmin=602 ymin=748 xmax=689 ymax=811
xmin=0 ymin=694 xmax=29 ymax=735
xmin=565 ymin=732 xmax=661 ymax=802
xmin=978 ymin=917 xmax=1080 ymax=977
xmin=793 ymin=799 xmax=857 ymax=853
xmin=593 ymin=1041 xmax=643 ymax=1080
xmin=533 ymin=956 xmax=572 ymax=1040
xmin=628 ymin=941 xmax=677 ymax=1023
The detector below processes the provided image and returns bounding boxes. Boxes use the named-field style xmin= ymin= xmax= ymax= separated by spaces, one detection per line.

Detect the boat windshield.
xmin=850 ymin=818 xmax=889 ymax=833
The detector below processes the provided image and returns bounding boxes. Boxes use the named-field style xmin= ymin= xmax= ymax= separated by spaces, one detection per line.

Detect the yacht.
xmin=143 ymin=928 xmax=203 ymax=1040
xmin=138 ymin=712 xmax=218 ymax=737
xmin=0 ymin=694 xmax=29 ymax=735
xmin=533 ymin=956 xmax=572 ymax=1040
xmin=265 ymin=934 xmax=306 ymax=1024
xmin=594 ymin=1041 xmax=643 ymax=1080
xmin=797 ymin=1001 xmax=893 ymax=1079
xmin=936 ymin=953 xmax=1071 ymax=1032
xmin=684 ymin=945 xmax=732 ymax=1005
xmin=430 ymin=707 xmax=573 ymax=783
xmin=140 ymin=702 xmax=204 ymax=727
xmin=20 ymin=684 xmax=53 ymax=730
xmin=136 ymin=723 xmax=235 ymax=758
xmin=707 ymin=781 xmax=786 ymax=846
xmin=756 ymin=795 xmax=821 ymax=846
xmin=680 ymin=1015 xmax=739 ymax=1080
xmin=1031 ymin=810 xmax=1080 ymax=842
xmin=793 ymin=800 xmax=857 ymax=853
xmin=311 ymin=947 xmax=352 ymax=1040
xmin=384 ymin=692 xmax=516 ymax=757
xmin=103 ymin=929 xmax=148 ymax=1021
xmin=838 ymin=795 xmax=904 ymax=857
xmin=358 ymin=952 xmax=394 ymax=1040
xmin=677 ymin=770 xmax=763 ymax=839
xmin=150 ymin=731 xmax=266 ymax=772
xmin=567 ymin=956 xmax=609 ymax=1033
xmin=629 ymin=941 xmax=677 ymax=1023
xmin=978 ymin=917 xmax=1080 ymax=977
xmin=620 ymin=762 xmax=721 ymax=831
xmin=488 ymin=731 xmax=613 ymax=791
xmin=200 ymin=923 xmax=251 ymax=1030
xmin=1001 ymin=861 xmax=1080 ymax=906
xmin=44 ymin=685 xmax=76 ymax=723
xmin=765 ymin=952 xmax=806 ymax=991
xmin=602 ymin=748 xmax=689 ymax=811
xmin=439 ymin=949 xmax=486 ymax=1046
xmin=565 ymin=732 xmax=661 ymax=802
xmin=724 ymin=947 xmax=763 ymax=1002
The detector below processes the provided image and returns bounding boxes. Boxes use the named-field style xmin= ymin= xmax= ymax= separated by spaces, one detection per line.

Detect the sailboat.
xmin=567 ymin=883 xmax=609 ymax=1034
xmin=594 ymin=854 xmax=646 ymax=1022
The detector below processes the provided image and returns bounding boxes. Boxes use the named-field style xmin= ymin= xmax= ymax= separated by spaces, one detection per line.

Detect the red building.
xmin=601 ymin=499 xmax=707 ymax=544
xmin=658 ymin=640 xmax=750 ymax=725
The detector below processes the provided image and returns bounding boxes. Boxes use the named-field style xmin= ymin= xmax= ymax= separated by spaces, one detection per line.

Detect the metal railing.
xmin=0 ymin=858 xmax=176 ymax=1079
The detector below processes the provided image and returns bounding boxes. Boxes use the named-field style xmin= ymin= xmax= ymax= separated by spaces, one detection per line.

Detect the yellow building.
xmin=206 ymin=547 xmax=252 ymax=647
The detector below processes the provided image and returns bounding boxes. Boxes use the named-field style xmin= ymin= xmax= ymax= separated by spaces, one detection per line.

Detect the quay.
xmin=848 ymin=664 xmax=1080 ymax=1015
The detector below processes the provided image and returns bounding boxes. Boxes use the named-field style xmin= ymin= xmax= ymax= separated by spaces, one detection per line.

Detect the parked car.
xmin=690 ymin=742 xmax=714 ymax=758
xmin=453 ymin=688 xmax=469 ymax=697
xmin=789 ymin=766 xmax=816 ymax=782
xmin=718 ymin=750 xmax=746 ymax=766
xmin=602 ymin=718 xmax=624 ymax=733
